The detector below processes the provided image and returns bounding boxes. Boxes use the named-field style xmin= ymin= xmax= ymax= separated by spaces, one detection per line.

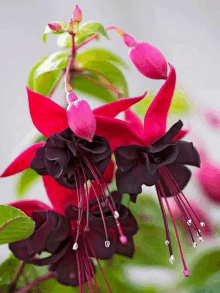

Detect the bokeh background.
xmin=0 ymin=0 xmax=220 ymax=292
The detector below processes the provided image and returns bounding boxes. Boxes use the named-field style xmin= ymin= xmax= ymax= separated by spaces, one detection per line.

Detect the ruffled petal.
xmin=8 ymin=199 xmax=51 ymax=217
xmin=143 ymin=64 xmax=176 ymax=144
xmin=1 ymin=142 xmax=45 ymax=177
xmin=27 ymin=87 xmax=68 ymax=137
xmin=43 ymin=175 xmax=78 ymax=215
xmin=173 ymin=141 xmax=200 ymax=167
xmin=115 ymin=236 xmax=134 ymax=258
xmin=153 ymin=120 xmax=183 ymax=146
xmin=93 ymin=92 xmax=146 ymax=117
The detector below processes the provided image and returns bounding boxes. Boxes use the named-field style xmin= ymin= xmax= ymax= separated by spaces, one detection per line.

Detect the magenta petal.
xmin=9 ymin=199 xmax=51 ymax=217
xmin=67 ymin=99 xmax=96 ymax=142
xmin=43 ymin=176 xmax=78 ymax=215
xmin=129 ymin=42 xmax=167 ymax=80
xmin=95 ymin=116 xmax=144 ymax=151
xmin=93 ymin=92 xmax=147 ymax=118
xmin=125 ymin=109 xmax=144 ymax=136
xmin=143 ymin=64 xmax=176 ymax=145
xmin=0 ymin=142 xmax=45 ymax=177
xmin=27 ymin=87 xmax=68 ymax=137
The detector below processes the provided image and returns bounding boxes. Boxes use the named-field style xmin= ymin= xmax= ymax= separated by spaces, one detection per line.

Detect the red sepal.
xmin=9 ymin=199 xmax=51 ymax=217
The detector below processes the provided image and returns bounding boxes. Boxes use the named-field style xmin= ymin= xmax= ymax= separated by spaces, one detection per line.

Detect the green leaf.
xmin=182 ymin=249 xmax=220 ymax=286
xmin=57 ymin=33 xmax=72 ymax=49
xmin=192 ymin=271 xmax=220 ymax=293
xmin=16 ymin=169 xmax=40 ymax=199
xmin=39 ymin=278 xmax=78 ymax=292
xmin=42 ymin=21 xmax=67 ymax=43
xmin=71 ymin=73 xmax=116 ymax=102
xmin=0 ymin=205 xmax=35 ymax=245
xmin=34 ymin=70 xmax=62 ymax=96
xmin=0 ymin=254 xmax=19 ymax=286
xmin=134 ymin=89 xmax=191 ymax=119
xmin=27 ymin=55 xmax=49 ymax=90
xmin=76 ymin=47 xmax=129 ymax=69
xmin=77 ymin=60 xmax=129 ymax=96
xmin=75 ymin=21 xmax=109 ymax=45
xmin=35 ymin=51 xmax=69 ymax=76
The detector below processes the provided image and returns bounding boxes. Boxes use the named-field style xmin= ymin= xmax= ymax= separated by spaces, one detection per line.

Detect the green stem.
xmin=16 ymin=271 xmax=55 ymax=293
xmin=9 ymin=261 xmax=25 ymax=293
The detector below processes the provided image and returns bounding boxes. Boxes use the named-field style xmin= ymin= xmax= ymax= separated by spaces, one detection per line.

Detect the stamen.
xmin=200 ymin=222 xmax=205 ymax=227
xmin=73 ymin=242 xmax=79 ymax=250
xmin=165 ymin=240 xmax=170 ymax=245
xmin=193 ymin=242 xmax=198 ymax=249
xmin=169 ymin=255 xmax=175 ymax=264
xmin=105 ymin=241 xmax=110 ymax=248
xmin=187 ymin=219 xmax=192 ymax=226
xmin=157 ymin=180 xmax=190 ymax=277
xmin=199 ymin=237 xmax=204 ymax=242
xmin=114 ymin=211 xmax=119 ymax=219
xmin=120 ymin=235 xmax=127 ymax=244
xmin=184 ymin=269 xmax=190 ymax=277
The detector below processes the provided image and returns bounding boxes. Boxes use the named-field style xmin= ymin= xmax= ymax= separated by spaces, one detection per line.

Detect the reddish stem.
xmin=75 ymin=26 xmax=123 ymax=51
xmin=65 ymin=33 xmax=76 ymax=91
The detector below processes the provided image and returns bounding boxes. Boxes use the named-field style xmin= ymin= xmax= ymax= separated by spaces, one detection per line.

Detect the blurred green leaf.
xmin=35 ymin=51 xmax=69 ymax=75
xmin=71 ymin=73 xmax=116 ymax=102
xmin=78 ymin=60 xmax=129 ymax=96
xmin=0 ymin=254 xmax=19 ymax=286
xmin=75 ymin=21 xmax=109 ymax=45
xmin=134 ymin=89 xmax=191 ymax=119
xmin=57 ymin=33 xmax=72 ymax=49
xmin=0 ymin=206 xmax=35 ymax=245
xmin=34 ymin=70 xmax=62 ymax=96
xmin=16 ymin=169 xmax=40 ymax=199
xmin=183 ymin=249 xmax=220 ymax=286
xmin=39 ymin=278 xmax=78 ymax=292
xmin=192 ymin=271 xmax=220 ymax=293
xmin=76 ymin=47 xmax=129 ymax=69
xmin=28 ymin=55 xmax=48 ymax=90
xmin=42 ymin=21 xmax=67 ymax=43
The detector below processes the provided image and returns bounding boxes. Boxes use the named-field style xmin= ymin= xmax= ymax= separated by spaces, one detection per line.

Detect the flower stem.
xmin=16 ymin=271 xmax=55 ymax=293
xmin=9 ymin=261 xmax=25 ymax=293
xmin=75 ymin=26 xmax=124 ymax=51
xmin=65 ymin=33 xmax=76 ymax=92
xmin=48 ymin=71 xmax=65 ymax=98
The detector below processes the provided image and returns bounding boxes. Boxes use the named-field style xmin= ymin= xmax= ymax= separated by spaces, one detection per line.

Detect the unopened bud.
xmin=73 ymin=5 xmax=82 ymax=22
xmin=66 ymin=92 xmax=78 ymax=103
xmin=123 ymin=33 xmax=137 ymax=48
xmin=48 ymin=22 xmax=62 ymax=32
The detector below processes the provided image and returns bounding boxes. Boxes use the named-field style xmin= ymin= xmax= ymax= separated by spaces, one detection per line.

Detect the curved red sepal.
xmin=27 ymin=87 xmax=68 ymax=137
xmin=103 ymin=160 xmax=115 ymax=184
xmin=93 ymin=92 xmax=147 ymax=118
xmin=95 ymin=116 xmax=144 ymax=151
xmin=43 ymin=176 xmax=78 ymax=215
xmin=0 ymin=142 xmax=45 ymax=177
xmin=125 ymin=109 xmax=144 ymax=138
xmin=9 ymin=199 xmax=51 ymax=217
xmin=143 ymin=64 xmax=176 ymax=145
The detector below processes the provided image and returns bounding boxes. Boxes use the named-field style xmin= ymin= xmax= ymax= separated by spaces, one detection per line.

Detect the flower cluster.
xmin=0 ymin=5 xmax=209 ymax=292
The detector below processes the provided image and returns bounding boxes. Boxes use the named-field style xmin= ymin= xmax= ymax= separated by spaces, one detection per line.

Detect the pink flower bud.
xmin=128 ymin=40 xmax=168 ymax=80
xmin=199 ymin=161 xmax=220 ymax=203
xmin=123 ymin=33 xmax=137 ymax=48
xmin=66 ymin=92 xmax=78 ymax=103
xmin=67 ymin=99 xmax=96 ymax=142
xmin=73 ymin=5 xmax=82 ymax=22
xmin=48 ymin=22 xmax=62 ymax=32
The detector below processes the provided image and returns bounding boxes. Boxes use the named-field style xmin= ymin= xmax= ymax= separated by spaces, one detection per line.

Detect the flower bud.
xmin=66 ymin=99 xmax=96 ymax=142
xmin=73 ymin=5 xmax=82 ymax=22
xmin=123 ymin=33 xmax=167 ymax=80
xmin=48 ymin=22 xmax=62 ymax=32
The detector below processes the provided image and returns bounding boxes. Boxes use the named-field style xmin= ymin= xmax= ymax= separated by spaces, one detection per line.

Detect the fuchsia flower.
xmin=104 ymin=64 xmax=206 ymax=277
xmin=9 ymin=188 xmax=138 ymax=289
xmin=198 ymin=155 xmax=220 ymax=203
xmin=123 ymin=33 xmax=167 ymax=80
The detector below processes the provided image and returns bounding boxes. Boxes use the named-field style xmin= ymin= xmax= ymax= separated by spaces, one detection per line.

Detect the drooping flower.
xmin=9 ymin=189 xmax=138 ymax=290
xmin=0 ymin=87 xmax=144 ymax=250
xmin=111 ymin=64 xmax=204 ymax=276
xmin=123 ymin=33 xmax=167 ymax=80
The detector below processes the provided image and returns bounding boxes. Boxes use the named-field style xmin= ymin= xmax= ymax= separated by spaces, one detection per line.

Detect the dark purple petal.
xmin=115 ymin=237 xmax=134 ymax=258
xmin=173 ymin=141 xmax=200 ymax=167
xmin=153 ymin=120 xmax=183 ymax=146
xmin=9 ymin=238 xmax=33 ymax=262
xmin=118 ymin=205 xmax=139 ymax=236
xmin=159 ymin=164 xmax=191 ymax=197
xmin=30 ymin=145 xmax=48 ymax=175
xmin=116 ymin=163 xmax=159 ymax=195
